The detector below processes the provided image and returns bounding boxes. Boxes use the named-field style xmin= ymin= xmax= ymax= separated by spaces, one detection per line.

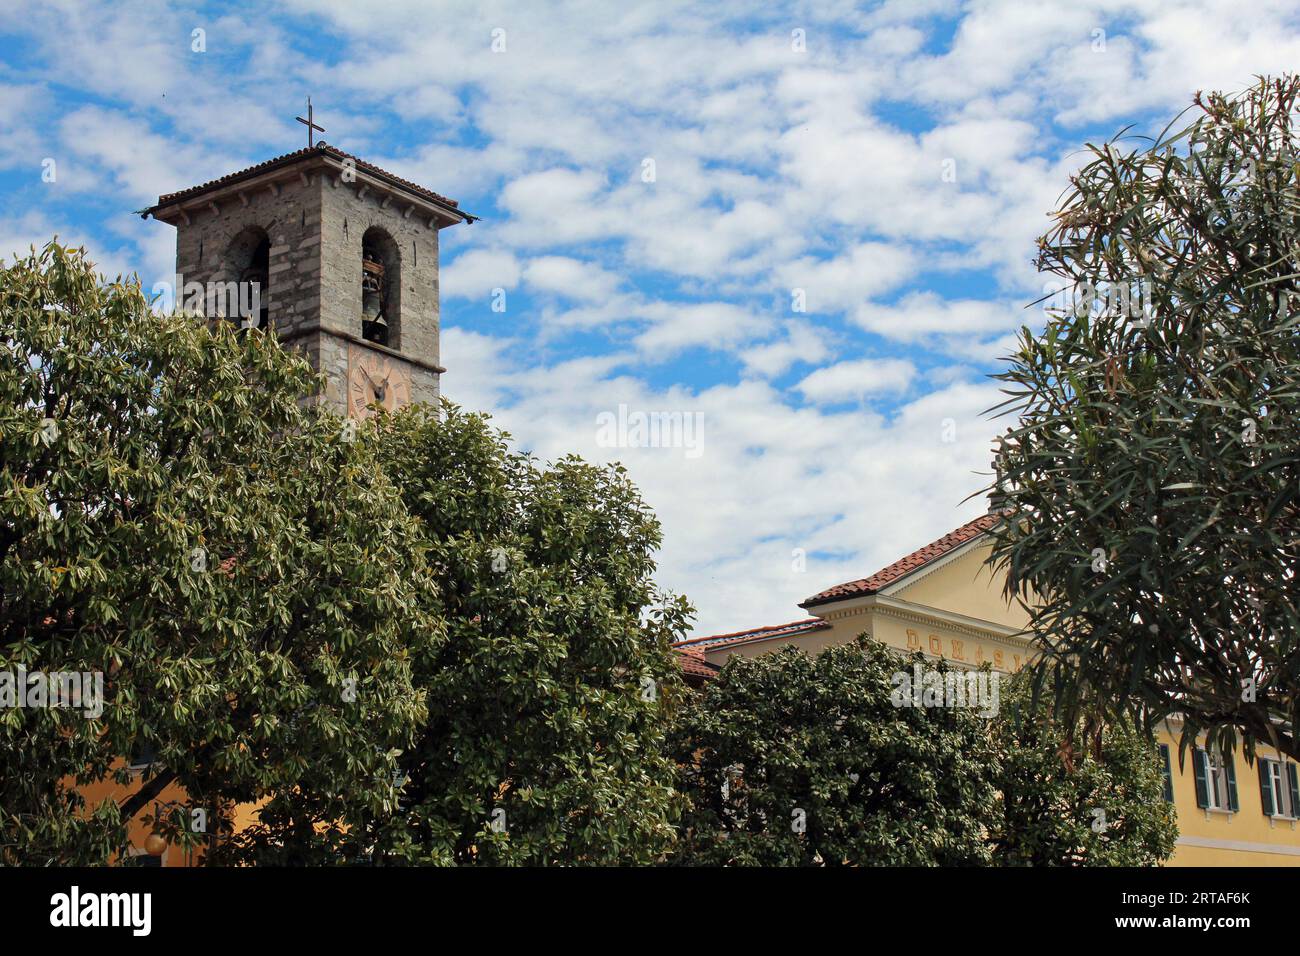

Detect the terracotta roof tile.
xmin=799 ymin=513 xmax=999 ymax=609
xmin=674 ymin=645 xmax=721 ymax=679
xmin=143 ymin=143 xmax=469 ymax=218
xmin=676 ymin=617 xmax=832 ymax=652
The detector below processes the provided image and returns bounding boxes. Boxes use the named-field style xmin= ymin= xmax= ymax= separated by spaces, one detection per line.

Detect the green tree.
xmin=671 ymin=639 xmax=998 ymax=866
xmin=990 ymin=672 xmax=1178 ymax=866
xmin=225 ymin=404 xmax=693 ymax=865
xmin=1 ymin=243 xmax=435 ymax=864
xmin=987 ymin=75 xmax=1300 ymax=763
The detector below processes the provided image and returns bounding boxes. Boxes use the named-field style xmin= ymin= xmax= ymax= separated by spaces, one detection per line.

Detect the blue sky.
xmin=3 ymin=0 xmax=1300 ymax=634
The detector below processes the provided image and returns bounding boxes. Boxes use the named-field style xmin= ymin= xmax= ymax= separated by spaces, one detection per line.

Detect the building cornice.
xmin=144 ymin=153 xmax=470 ymax=231
xmin=277 ymin=327 xmax=447 ymax=375
xmin=812 ymin=593 xmax=1034 ymax=648
xmin=1175 ymin=835 xmax=1300 ymax=857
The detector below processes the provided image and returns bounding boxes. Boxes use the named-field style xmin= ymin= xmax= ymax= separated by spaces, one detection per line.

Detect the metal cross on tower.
xmin=296 ymin=97 xmax=324 ymax=148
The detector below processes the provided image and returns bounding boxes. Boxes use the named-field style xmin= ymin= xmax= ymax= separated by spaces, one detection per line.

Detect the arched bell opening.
xmin=361 ymin=227 xmax=401 ymax=348
xmin=222 ymin=225 xmax=271 ymax=331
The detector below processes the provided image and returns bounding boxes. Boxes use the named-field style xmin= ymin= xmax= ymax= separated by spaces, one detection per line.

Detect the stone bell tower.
xmin=142 ymin=136 xmax=475 ymax=418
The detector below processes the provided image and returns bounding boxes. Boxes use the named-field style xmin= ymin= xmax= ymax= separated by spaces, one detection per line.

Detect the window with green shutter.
xmin=1193 ymin=747 xmax=1210 ymax=809
xmin=1263 ymin=758 xmax=1300 ymax=818
xmin=1195 ymin=746 xmax=1236 ymax=812
xmin=1259 ymin=758 xmax=1276 ymax=817
xmin=1159 ymin=744 xmax=1174 ymax=803
xmin=1224 ymin=754 xmax=1239 ymax=812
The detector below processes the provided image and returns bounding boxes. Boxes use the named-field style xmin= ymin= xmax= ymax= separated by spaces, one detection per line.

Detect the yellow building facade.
xmin=677 ymin=514 xmax=1300 ymax=866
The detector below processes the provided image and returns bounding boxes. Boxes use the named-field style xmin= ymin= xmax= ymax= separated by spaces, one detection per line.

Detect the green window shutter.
xmin=1193 ymin=748 xmax=1209 ymax=809
xmin=1258 ymin=759 xmax=1275 ymax=817
xmin=1225 ymin=754 xmax=1239 ymax=812
xmin=1287 ymin=763 xmax=1300 ymax=817
xmin=1160 ymin=744 xmax=1174 ymax=803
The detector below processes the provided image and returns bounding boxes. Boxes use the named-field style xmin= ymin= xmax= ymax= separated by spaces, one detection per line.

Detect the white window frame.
xmin=1205 ymin=750 xmax=1231 ymax=811
xmin=1264 ymin=757 xmax=1296 ymax=819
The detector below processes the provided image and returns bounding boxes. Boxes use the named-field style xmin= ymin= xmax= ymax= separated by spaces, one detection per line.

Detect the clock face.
xmin=348 ymin=351 xmax=412 ymax=420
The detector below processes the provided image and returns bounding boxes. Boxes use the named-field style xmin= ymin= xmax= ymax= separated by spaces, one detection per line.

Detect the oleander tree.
xmin=0 ymin=242 xmax=434 ymax=865
xmin=990 ymin=671 xmax=1179 ymax=866
xmin=986 ymin=75 xmax=1300 ymax=764
xmin=670 ymin=638 xmax=999 ymax=866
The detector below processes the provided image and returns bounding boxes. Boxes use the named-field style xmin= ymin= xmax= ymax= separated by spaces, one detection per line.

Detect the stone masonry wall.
xmin=318 ymin=176 xmax=441 ymax=413
xmin=168 ymin=161 xmax=444 ymax=417
xmin=173 ymin=174 xmax=323 ymax=338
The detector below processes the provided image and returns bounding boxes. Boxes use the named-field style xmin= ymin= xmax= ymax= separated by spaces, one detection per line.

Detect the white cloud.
xmin=0 ymin=82 xmax=49 ymax=169
xmin=523 ymin=256 xmax=622 ymax=301
xmin=740 ymin=320 xmax=834 ymax=378
xmin=854 ymin=292 xmax=1020 ymax=342
xmin=56 ymin=107 xmax=222 ymax=204
xmin=634 ymin=301 xmax=772 ymax=357
xmin=498 ymin=168 xmax=610 ymax=246
xmin=0 ymin=212 xmax=60 ymax=264
xmin=796 ymin=357 xmax=917 ymax=404
xmin=441 ymin=248 xmax=521 ymax=300
xmin=441 ymin=335 xmax=999 ymax=633
xmin=777 ymin=242 xmax=915 ymax=313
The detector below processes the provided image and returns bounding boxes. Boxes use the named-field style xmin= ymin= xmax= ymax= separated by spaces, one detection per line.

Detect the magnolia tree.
xmin=0 ymin=243 xmax=435 ymax=864
xmin=672 ymin=640 xmax=1176 ymax=866
xmin=671 ymin=639 xmax=999 ymax=866
xmin=223 ymin=405 xmax=692 ymax=865
xmin=990 ymin=672 xmax=1178 ymax=866
xmin=987 ymin=75 xmax=1300 ymax=763
xmin=2 ymin=243 xmax=692 ymax=866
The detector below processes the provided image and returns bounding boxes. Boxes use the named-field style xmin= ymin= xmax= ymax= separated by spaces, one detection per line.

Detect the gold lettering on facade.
xmin=906 ymin=629 xmax=922 ymax=651
xmin=994 ymin=650 xmax=1005 ymax=670
xmin=950 ymin=639 xmax=965 ymax=661
xmin=929 ymin=635 xmax=942 ymax=655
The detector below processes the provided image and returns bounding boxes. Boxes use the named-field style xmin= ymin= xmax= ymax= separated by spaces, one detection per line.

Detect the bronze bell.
xmin=361 ymin=256 xmax=388 ymax=345
xmin=362 ymin=305 xmax=388 ymax=346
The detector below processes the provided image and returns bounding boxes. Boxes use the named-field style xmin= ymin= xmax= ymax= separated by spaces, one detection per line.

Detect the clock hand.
xmin=357 ymin=365 xmax=390 ymax=403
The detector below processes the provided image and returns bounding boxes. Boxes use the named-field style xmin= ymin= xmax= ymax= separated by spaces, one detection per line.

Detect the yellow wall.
xmin=889 ymin=544 xmax=1032 ymax=631
xmin=74 ymin=761 xmax=206 ymax=867
xmin=72 ymin=762 xmax=263 ymax=867
xmin=700 ymin=535 xmax=1300 ymax=867
xmin=1156 ymin=723 xmax=1300 ymax=867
